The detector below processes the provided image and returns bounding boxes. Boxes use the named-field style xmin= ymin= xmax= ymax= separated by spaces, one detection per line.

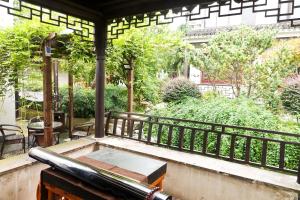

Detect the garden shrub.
xmin=105 ymin=84 xmax=128 ymax=112
xmin=162 ymin=77 xmax=200 ymax=102
xmin=153 ymin=96 xmax=281 ymax=130
xmin=61 ymin=86 xmax=95 ymax=118
xmin=61 ymin=84 xmax=127 ymax=118
xmin=281 ymin=75 xmax=300 ymax=117
xmin=150 ymin=96 xmax=300 ymax=170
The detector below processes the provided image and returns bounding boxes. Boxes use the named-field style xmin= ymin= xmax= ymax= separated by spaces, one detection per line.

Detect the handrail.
xmin=111 ymin=111 xmax=300 ymax=138
xmin=106 ymin=111 xmax=300 ymax=184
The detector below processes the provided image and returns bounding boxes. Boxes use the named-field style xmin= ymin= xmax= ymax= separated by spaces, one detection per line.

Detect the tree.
xmin=0 ymin=19 xmax=60 ymax=121
xmin=281 ymin=75 xmax=300 ymax=121
xmin=254 ymin=40 xmax=300 ymax=110
xmin=106 ymin=26 xmax=192 ymax=107
xmin=194 ymin=26 xmax=275 ymax=97
xmin=192 ymin=42 xmax=226 ymax=91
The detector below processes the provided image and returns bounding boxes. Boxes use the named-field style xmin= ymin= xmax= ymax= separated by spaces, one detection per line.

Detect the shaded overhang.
xmin=23 ymin=0 xmax=220 ymax=21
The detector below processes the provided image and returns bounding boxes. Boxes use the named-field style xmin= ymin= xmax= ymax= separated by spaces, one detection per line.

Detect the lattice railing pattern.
xmin=0 ymin=0 xmax=95 ymax=41
xmin=107 ymin=0 xmax=300 ymax=41
xmin=1 ymin=0 xmax=300 ymax=42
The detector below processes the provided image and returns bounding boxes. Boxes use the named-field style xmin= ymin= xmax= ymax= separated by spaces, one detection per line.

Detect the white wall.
xmin=189 ymin=66 xmax=201 ymax=84
xmin=0 ymin=2 xmax=13 ymax=28
xmin=0 ymin=90 xmax=16 ymax=124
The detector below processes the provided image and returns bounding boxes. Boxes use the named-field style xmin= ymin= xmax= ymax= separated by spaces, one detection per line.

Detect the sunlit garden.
xmin=0 ymin=13 xmax=299 ymax=169
xmin=1 ymin=0 xmax=300 ymax=199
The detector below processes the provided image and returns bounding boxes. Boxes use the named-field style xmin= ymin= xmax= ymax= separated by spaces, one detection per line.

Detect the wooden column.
xmin=127 ymin=68 xmax=134 ymax=113
xmin=43 ymin=41 xmax=53 ymax=147
xmin=14 ymin=67 xmax=20 ymax=119
xmin=297 ymin=159 xmax=300 ymax=184
xmin=68 ymin=72 xmax=74 ymax=138
xmin=53 ymin=60 xmax=59 ymax=112
xmin=95 ymin=19 xmax=107 ymax=138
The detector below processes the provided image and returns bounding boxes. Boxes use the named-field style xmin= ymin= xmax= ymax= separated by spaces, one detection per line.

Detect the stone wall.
xmin=198 ymin=84 xmax=235 ymax=98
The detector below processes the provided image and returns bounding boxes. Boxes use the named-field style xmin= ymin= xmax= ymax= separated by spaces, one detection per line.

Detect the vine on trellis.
xmin=0 ymin=0 xmax=94 ymax=41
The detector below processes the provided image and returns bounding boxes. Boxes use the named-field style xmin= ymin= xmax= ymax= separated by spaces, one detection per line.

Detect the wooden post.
xmin=68 ymin=72 xmax=74 ymax=138
xmin=42 ymin=33 xmax=56 ymax=147
xmin=95 ymin=19 xmax=107 ymax=138
xmin=43 ymin=41 xmax=53 ymax=147
xmin=126 ymin=62 xmax=134 ymax=134
xmin=53 ymin=60 xmax=59 ymax=112
xmin=297 ymin=158 xmax=300 ymax=184
xmin=127 ymin=68 xmax=134 ymax=113
xmin=14 ymin=67 xmax=20 ymax=119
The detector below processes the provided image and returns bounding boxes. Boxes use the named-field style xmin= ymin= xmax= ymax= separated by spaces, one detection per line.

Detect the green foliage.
xmin=60 ymin=84 xmax=127 ymax=118
xmin=193 ymin=26 xmax=275 ymax=97
xmin=162 ymin=77 xmax=200 ymax=102
xmin=0 ymin=19 xmax=96 ymax=97
xmin=281 ymin=76 xmax=300 ymax=117
xmin=106 ymin=26 xmax=194 ymax=106
xmin=59 ymin=35 xmax=96 ymax=86
xmin=255 ymin=41 xmax=300 ymax=110
xmin=193 ymin=27 xmax=299 ymax=111
xmin=60 ymin=86 xmax=95 ymax=118
xmin=22 ymin=70 xmax=43 ymax=91
xmin=0 ymin=20 xmax=60 ymax=96
xmin=104 ymin=84 xmax=128 ymax=112
xmin=151 ymin=96 xmax=300 ymax=170
xmin=153 ymin=96 xmax=280 ymax=129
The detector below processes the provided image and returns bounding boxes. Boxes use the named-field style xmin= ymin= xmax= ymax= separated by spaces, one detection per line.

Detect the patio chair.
xmin=28 ymin=117 xmax=44 ymax=148
xmin=71 ymin=122 xmax=94 ymax=140
xmin=0 ymin=124 xmax=26 ymax=158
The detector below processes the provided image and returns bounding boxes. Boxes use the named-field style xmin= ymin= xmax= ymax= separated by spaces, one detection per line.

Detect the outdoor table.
xmin=77 ymin=147 xmax=167 ymax=190
xmin=27 ymin=121 xmax=63 ymax=131
xmin=27 ymin=121 xmax=63 ymax=147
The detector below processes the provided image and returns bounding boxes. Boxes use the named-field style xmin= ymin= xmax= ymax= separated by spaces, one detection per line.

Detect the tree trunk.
xmin=247 ymin=84 xmax=252 ymax=98
xmin=236 ymin=85 xmax=241 ymax=97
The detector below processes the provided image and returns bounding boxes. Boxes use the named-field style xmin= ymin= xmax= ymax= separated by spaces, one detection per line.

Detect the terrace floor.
xmin=0 ymin=135 xmax=299 ymax=200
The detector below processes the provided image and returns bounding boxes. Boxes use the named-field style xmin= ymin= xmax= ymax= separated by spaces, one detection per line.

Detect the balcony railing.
xmin=105 ymin=111 xmax=300 ymax=184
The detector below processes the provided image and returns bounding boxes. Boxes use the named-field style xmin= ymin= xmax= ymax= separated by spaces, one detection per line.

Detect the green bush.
xmin=153 ymin=96 xmax=281 ymax=130
xmin=281 ymin=76 xmax=300 ymax=117
xmin=60 ymin=84 xmax=127 ymax=118
xmin=105 ymin=84 xmax=128 ymax=112
xmin=162 ymin=77 xmax=200 ymax=102
xmin=61 ymin=86 xmax=95 ymax=118
xmin=150 ymin=96 xmax=300 ymax=170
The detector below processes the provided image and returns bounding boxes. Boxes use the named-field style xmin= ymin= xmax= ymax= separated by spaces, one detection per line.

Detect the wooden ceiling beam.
xmin=104 ymin=0 xmax=215 ymax=19
xmin=96 ymin=0 xmax=133 ymax=7
xmin=24 ymin=0 xmax=103 ymax=21
xmin=23 ymin=0 xmax=216 ymax=21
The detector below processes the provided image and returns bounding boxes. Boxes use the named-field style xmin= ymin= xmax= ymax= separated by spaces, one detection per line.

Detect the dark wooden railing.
xmin=105 ymin=111 xmax=300 ymax=184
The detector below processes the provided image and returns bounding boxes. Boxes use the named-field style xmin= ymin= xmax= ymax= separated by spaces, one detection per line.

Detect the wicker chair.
xmin=0 ymin=124 xmax=25 ymax=158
